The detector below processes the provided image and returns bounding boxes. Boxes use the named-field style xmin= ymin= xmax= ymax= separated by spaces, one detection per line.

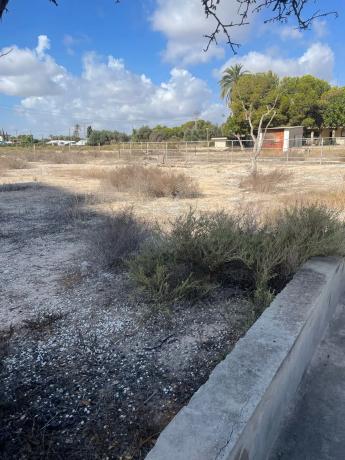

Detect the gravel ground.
xmin=0 ymin=183 xmax=254 ymax=459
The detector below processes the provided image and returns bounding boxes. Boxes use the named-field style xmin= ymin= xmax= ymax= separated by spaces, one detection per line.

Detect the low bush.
xmin=88 ymin=208 xmax=153 ymax=269
xmin=128 ymin=205 xmax=345 ymax=311
xmin=239 ymin=168 xmax=292 ymax=193
xmin=0 ymin=157 xmax=30 ymax=171
xmin=106 ymin=165 xmax=201 ymax=198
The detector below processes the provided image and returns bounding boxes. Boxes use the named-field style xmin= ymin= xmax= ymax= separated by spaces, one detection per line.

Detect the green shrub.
xmin=128 ymin=205 xmax=345 ymax=310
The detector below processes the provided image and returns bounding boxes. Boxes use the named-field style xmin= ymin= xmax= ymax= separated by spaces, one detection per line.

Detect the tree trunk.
xmin=234 ymin=134 xmax=244 ymax=151
xmin=250 ymin=155 xmax=258 ymax=174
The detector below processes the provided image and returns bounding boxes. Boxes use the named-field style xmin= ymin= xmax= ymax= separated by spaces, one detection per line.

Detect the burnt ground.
xmin=0 ymin=183 xmax=254 ymax=459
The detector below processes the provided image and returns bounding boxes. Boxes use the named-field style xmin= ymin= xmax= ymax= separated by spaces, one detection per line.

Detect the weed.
xmin=129 ymin=205 xmax=345 ymax=311
xmin=106 ymin=165 xmax=201 ymax=198
xmin=282 ymin=187 xmax=345 ymax=210
xmin=88 ymin=208 xmax=153 ymax=269
xmin=0 ymin=157 xmax=30 ymax=171
xmin=239 ymin=168 xmax=292 ymax=193
xmin=23 ymin=311 xmax=65 ymax=333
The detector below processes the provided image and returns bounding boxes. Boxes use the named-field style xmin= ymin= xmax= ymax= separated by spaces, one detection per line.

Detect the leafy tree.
xmin=222 ymin=115 xmax=249 ymax=150
xmin=219 ymin=64 xmax=248 ymax=104
xmin=17 ymin=134 xmax=34 ymax=145
xmin=132 ymin=125 xmax=152 ymax=142
xmin=321 ymin=87 xmax=345 ymax=128
xmin=86 ymin=126 xmax=93 ymax=138
xmin=231 ymin=72 xmax=280 ymax=172
xmin=278 ymin=75 xmax=330 ymax=128
xmin=88 ymin=129 xmax=129 ymax=146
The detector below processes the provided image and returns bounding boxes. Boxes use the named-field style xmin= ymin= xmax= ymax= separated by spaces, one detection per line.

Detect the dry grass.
xmin=0 ymin=156 xmax=30 ymax=172
xmin=87 ymin=208 xmax=153 ymax=268
xmin=73 ymin=164 xmax=201 ymax=199
xmin=239 ymin=168 xmax=292 ymax=193
xmin=106 ymin=165 xmax=201 ymax=198
xmin=282 ymin=188 xmax=345 ymax=210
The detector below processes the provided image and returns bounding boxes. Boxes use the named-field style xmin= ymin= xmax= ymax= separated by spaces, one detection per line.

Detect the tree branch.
xmin=202 ymin=0 xmax=337 ymax=54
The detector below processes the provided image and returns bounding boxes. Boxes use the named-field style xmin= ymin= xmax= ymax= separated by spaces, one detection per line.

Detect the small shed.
xmin=212 ymin=137 xmax=228 ymax=149
xmin=261 ymin=126 xmax=303 ymax=152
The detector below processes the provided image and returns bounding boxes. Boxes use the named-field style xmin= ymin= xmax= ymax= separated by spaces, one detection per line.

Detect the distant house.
xmin=46 ymin=140 xmax=76 ymax=146
xmin=74 ymin=139 xmax=87 ymax=146
xmin=211 ymin=137 xmax=228 ymax=149
xmin=261 ymin=126 xmax=303 ymax=152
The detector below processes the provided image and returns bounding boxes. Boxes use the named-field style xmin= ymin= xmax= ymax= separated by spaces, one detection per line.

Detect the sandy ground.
xmin=2 ymin=158 xmax=345 ymax=221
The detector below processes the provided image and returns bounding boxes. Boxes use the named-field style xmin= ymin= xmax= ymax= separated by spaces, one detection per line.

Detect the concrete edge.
xmin=145 ymin=257 xmax=345 ymax=460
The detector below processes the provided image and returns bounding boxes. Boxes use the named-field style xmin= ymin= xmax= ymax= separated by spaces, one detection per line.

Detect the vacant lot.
xmin=1 ymin=150 xmax=345 ymax=459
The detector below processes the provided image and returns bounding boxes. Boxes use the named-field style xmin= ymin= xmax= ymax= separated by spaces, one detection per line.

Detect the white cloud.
xmin=151 ymin=0 xmax=252 ymax=65
xmin=0 ymin=36 xmax=221 ymax=134
xmin=63 ymin=34 xmax=90 ymax=56
xmin=279 ymin=26 xmax=303 ymax=41
xmin=0 ymin=36 xmax=67 ymax=97
xmin=36 ymin=35 xmax=50 ymax=57
xmin=312 ymin=19 xmax=328 ymax=38
xmin=218 ymin=42 xmax=334 ymax=81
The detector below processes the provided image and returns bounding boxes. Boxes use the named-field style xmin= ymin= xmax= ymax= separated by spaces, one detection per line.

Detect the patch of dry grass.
xmin=73 ymin=164 xmax=201 ymax=199
xmin=0 ymin=156 xmax=30 ymax=172
xmin=106 ymin=165 xmax=201 ymax=198
xmin=239 ymin=168 xmax=292 ymax=193
xmin=282 ymin=188 xmax=345 ymax=210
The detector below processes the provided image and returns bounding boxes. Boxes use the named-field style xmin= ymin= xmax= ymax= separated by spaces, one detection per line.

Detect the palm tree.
xmin=219 ymin=64 xmax=248 ymax=104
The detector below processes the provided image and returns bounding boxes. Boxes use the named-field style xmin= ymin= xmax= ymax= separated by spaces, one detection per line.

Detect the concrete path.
xmin=270 ymin=299 xmax=345 ymax=460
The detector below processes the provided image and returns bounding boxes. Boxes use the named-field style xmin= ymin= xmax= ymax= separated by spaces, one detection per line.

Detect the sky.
xmin=0 ymin=0 xmax=343 ymax=137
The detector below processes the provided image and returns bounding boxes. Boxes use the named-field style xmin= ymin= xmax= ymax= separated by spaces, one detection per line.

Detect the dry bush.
xmin=0 ymin=156 xmax=30 ymax=171
xmin=239 ymin=168 xmax=292 ymax=193
xmin=67 ymin=167 xmax=110 ymax=180
xmin=88 ymin=208 xmax=153 ymax=269
xmin=282 ymin=188 xmax=345 ymax=210
xmin=106 ymin=165 xmax=200 ymax=198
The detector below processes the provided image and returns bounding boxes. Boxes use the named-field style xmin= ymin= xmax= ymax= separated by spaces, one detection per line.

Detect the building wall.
xmin=262 ymin=130 xmax=284 ymax=149
xmin=285 ymin=127 xmax=303 ymax=150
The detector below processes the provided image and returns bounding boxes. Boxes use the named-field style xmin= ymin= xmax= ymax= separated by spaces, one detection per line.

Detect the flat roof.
xmin=266 ymin=126 xmax=303 ymax=130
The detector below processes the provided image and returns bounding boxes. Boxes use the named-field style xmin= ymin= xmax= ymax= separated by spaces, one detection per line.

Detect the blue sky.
xmin=0 ymin=0 xmax=343 ymax=137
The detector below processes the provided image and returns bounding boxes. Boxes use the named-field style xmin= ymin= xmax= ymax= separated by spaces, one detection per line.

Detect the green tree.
xmin=231 ymin=72 xmax=280 ymax=172
xmin=222 ymin=116 xmax=249 ymax=150
xmin=279 ymin=75 xmax=330 ymax=128
xmin=132 ymin=125 xmax=152 ymax=142
xmin=88 ymin=129 xmax=129 ymax=145
xmin=321 ymin=87 xmax=345 ymax=128
xmin=219 ymin=64 xmax=248 ymax=104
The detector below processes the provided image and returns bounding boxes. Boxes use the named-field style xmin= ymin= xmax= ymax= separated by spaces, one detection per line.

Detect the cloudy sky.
xmin=0 ymin=0 xmax=343 ymax=137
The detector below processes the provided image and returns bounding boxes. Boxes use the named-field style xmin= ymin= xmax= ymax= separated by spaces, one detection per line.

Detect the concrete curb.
xmin=146 ymin=257 xmax=345 ymax=460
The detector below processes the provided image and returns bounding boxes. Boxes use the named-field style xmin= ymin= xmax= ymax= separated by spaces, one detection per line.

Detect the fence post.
xmin=320 ymin=138 xmax=323 ymax=165
xmin=130 ymin=141 xmax=132 ymax=160
xmin=146 ymin=142 xmax=149 ymax=155
xmin=164 ymin=142 xmax=168 ymax=164
xmin=286 ymin=147 xmax=289 ymax=163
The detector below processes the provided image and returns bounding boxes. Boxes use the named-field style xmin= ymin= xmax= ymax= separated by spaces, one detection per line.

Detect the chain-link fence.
xmin=2 ymin=138 xmax=345 ymax=165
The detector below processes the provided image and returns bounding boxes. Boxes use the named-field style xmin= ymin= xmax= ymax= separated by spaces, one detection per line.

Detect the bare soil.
xmin=1 ymin=155 xmax=345 ymax=459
